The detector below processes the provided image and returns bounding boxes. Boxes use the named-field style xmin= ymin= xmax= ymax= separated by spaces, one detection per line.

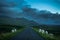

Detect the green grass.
xmin=0 ymin=24 xmax=25 ymax=40
xmin=33 ymin=28 xmax=56 ymax=40
xmin=0 ymin=28 xmax=25 ymax=40
xmin=54 ymin=34 xmax=60 ymax=40
xmin=33 ymin=25 xmax=60 ymax=40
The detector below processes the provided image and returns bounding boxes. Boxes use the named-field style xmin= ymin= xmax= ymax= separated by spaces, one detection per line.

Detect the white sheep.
xmin=41 ymin=29 xmax=45 ymax=34
xmin=12 ymin=29 xmax=15 ymax=32
xmin=14 ymin=29 xmax=17 ymax=32
xmin=39 ymin=29 xmax=42 ymax=32
xmin=11 ymin=29 xmax=17 ymax=32
xmin=45 ymin=31 xmax=48 ymax=34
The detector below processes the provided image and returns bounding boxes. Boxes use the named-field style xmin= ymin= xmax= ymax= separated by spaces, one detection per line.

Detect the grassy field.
xmin=33 ymin=25 xmax=60 ymax=40
xmin=0 ymin=24 xmax=25 ymax=40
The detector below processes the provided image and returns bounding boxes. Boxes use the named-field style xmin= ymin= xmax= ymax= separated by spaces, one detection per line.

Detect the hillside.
xmin=0 ymin=16 xmax=39 ymax=27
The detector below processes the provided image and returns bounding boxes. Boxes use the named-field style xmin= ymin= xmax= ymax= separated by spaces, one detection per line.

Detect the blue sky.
xmin=26 ymin=0 xmax=60 ymax=13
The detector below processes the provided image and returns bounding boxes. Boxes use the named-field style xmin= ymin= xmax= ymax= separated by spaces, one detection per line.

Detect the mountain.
xmin=37 ymin=10 xmax=60 ymax=25
xmin=0 ymin=8 xmax=60 ymax=25
xmin=22 ymin=9 xmax=60 ymax=25
xmin=0 ymin=16 xmax=39 ymax=27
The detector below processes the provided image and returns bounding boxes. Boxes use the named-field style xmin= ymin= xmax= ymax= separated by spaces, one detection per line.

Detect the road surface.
xmin=10 ymin=27 xmax=45 ymax=40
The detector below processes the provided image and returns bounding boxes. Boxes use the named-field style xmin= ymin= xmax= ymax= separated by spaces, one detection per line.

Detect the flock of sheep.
xmin=11 ymin=28 xmax=54 ymax=37
xmin=38 ymin=29 xmax=54 ymax=36
xmin=11 ymin=28 xmax=17 ymax=32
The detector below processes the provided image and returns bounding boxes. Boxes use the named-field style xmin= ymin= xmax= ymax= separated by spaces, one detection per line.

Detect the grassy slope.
xmin=33 ymin=28 xmax=56 ymax=40
xmin=0 ymin=25 xmax=25 ymax=40
xmin=33 ymin=25 xmax=60 ymax=40
xmin=0 ymin=28 xmax=25 ymax=40
xmin=41 ymin=26 xmax=60 ymax=40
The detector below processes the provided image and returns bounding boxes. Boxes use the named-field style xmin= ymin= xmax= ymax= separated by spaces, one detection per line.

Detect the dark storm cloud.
xmin=0 ymin=0 xmax=60 ymax=17
xmin=0 ymin=0 xmax=60 ymax=25
xmin=0 ymin=0 xmax=27 ymax=18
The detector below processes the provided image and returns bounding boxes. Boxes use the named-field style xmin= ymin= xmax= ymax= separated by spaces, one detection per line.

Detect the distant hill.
xmin=22 ymin=8 xmax=60 ymax=25
xmin=0 ymin=7 xmax=60 ymax=25
xmin=0 ymin=16 xmax=39 ymax=27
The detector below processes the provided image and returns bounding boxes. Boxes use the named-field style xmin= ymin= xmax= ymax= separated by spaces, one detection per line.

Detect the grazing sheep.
xmin=45 ymin=31 xmax=48 ymax=34
xmin=12 ymin=29 xmax=15 ymax=32
xmin=11 ymin=29 xmax=17 ymax=32
xmin=39 ymin=29 xmax=42 ymax=32
xmin=41 ymin=29 xmax=45 ymax=34
xmin=15 ymin=29 xmax=17 ymax=32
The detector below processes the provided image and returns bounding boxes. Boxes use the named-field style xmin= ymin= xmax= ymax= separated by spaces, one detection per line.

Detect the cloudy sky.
xmin=0 ymin=0 xmax=60 ymax=25
xmin=0 ymin=0 xmax=60 ymax=18
xmin=26 ymin=0 xmax=60 ymax=13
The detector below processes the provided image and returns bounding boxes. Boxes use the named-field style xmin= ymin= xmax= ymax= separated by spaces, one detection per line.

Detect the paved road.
xmin=10 ymin=27 xmax=45 ymax=40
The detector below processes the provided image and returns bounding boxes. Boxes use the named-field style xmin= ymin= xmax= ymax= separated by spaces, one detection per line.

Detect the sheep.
xmin=41 ymin=29 xmax=45 ymax=34
xmin=14 ymin=29 xmax=17 ymax=32
xmin=45 ymin=31 xmax=48 ymax=34
xmin=39 ymin=29 xmax=42 ymax=32
xmin=11 ymin=28 xmax=17 ymax=32
xmin=12 ymin=29 xmax=15 ymax=32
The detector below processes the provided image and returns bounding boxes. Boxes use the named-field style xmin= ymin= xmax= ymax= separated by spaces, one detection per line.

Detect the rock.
xmin=49 ymin=33 xmax=54 ymax=36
